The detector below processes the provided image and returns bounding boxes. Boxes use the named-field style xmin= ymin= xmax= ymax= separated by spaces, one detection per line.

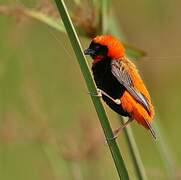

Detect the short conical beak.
xmin=84 ymin=48 xmax=95 ymax=56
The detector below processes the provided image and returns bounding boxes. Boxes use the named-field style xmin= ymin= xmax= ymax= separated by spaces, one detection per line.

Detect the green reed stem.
xmin=54 ymin=0 xmax=129 ymax=179
xmin=153 ymin=120 xmax=176 ymax=180
xmin=121 ymin=117 xmax=148 ymax=180
xmin=100 ymin=0 xmax=109 ymax=33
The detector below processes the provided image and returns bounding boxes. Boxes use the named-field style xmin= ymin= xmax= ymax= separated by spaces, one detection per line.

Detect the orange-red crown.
xmin=93 ymin=35 xmax=125 ymax=59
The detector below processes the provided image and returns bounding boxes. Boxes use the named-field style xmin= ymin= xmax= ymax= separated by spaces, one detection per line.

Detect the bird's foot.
xmin=88 ymin=89 xmax=102 ymax=97
xmin=88 ymin=88 xmax=121 ymax=105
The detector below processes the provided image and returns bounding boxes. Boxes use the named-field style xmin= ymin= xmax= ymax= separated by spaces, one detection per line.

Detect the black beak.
xmin=84 ymin=48 xmax=95 ymax=56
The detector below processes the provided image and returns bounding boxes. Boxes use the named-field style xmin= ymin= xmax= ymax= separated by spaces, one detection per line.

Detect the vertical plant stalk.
xmin=100 ymin=0 xmax=109 ymax=33
xmin=153 ymin=121 xmax=176 ymax=180
xmin=53 ymin=0 xmax=129 ymax=179
xmin=121 ymin=117 xmax=148 ymax=180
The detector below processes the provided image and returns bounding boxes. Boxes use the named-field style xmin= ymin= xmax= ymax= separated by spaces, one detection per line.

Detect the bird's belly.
xmin=93 ymin=72 xmax=129 ymax=117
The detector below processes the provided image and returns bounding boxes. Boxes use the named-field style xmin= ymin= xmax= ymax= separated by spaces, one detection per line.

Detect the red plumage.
xmin=84 ymin=35 xmax=156 ymax=139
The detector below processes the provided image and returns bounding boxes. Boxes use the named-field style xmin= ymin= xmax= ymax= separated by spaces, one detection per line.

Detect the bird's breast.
xmin=91 ymin=59 xmax=129 ymax=116
xmin=92 ymin=59 xmax=126 ymax=98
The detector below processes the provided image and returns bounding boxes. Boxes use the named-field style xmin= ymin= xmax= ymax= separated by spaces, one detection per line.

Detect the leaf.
xmin=0 ymin=5 xmax=65 ymax=32
xmin=108 ymin=13 xmax=146 ymax=59
xmin=24 ymin=9 xmax=65 ymax=32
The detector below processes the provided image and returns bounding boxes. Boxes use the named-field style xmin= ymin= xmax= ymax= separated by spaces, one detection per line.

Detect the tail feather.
xmin=144 ymin=120 xmax=157 ymax=140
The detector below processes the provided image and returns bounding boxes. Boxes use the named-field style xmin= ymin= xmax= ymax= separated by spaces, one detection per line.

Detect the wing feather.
xmin=111 ymin=60 xmax=151 ymax=115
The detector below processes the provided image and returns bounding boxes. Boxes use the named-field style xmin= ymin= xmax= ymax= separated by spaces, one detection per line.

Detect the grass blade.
xmin=121 ymin=117 xmax=148 ymax=180
xmin=53 ymin=0 xmax=129 ymax=179
xmin=153 ymin=120 xmax=176 ymax=180
xmin=100 ymin=0 xmax=109 ymax=33
xmin=108 ymin=14 xmax=146 ymax=58
xmin=0 ymin=5 xmax=65 ymax=33
xmin=25 ymin=10 xmax=65 ymax=32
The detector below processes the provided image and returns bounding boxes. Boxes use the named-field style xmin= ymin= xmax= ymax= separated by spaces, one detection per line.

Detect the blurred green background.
xmin=0 ymin=0 xmax=181 ymax=179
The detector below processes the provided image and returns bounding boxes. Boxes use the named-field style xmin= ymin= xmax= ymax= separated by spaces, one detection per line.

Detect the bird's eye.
xmin=95 ymin=45 xmax=100 ymax=50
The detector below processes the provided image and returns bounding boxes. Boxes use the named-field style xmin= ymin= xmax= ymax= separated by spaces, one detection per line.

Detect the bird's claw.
xmin=88 ymin=89 xmax=121 ymax=105
xmin=104 ymin=135 xmax=118 ymax=145
xmin=88 ymin=89 xmax=102 ymax=97
xmin=96 ymin=89 xmax=103 ymax=97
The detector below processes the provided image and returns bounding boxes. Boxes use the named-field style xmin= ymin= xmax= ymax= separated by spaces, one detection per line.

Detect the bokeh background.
xmin=0 ymin=0 xmax=181 ymax=179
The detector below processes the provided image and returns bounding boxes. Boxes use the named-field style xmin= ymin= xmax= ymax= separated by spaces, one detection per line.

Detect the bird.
xmin=84 ymin=35 xmax=156 ymax=139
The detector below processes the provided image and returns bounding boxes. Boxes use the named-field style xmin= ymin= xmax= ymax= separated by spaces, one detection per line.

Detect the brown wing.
xmin=111 ymin=60 xmax=151 ymax=115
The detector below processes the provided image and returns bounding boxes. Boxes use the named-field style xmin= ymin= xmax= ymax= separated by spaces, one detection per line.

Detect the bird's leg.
xmin=89 ymin=88 xmax=121 ymax=105
xmin=112 ymin=118 xmax=133 ymax=139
